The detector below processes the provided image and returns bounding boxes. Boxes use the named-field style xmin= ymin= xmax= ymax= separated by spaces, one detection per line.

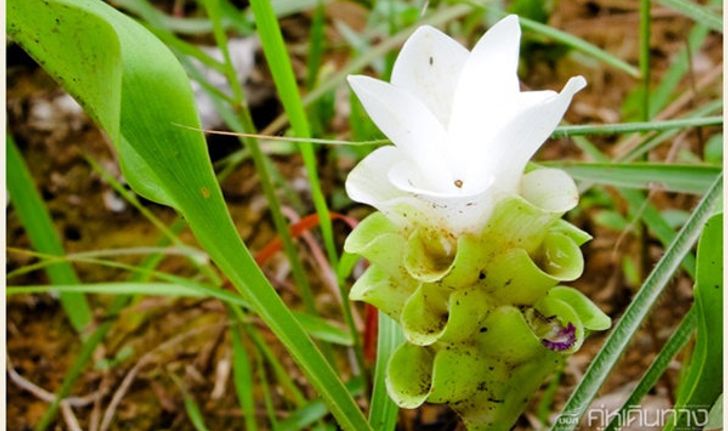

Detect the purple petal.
xmin=541 ymin=322 xmax=576 ymax=352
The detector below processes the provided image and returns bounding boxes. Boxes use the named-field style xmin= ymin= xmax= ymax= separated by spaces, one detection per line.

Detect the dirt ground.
xmin=6 ymin=0 xmax=722 ymax=429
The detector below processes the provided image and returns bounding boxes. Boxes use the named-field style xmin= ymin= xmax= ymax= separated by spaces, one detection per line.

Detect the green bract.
xmin=345 ymin=168 xmax=610 ymax=430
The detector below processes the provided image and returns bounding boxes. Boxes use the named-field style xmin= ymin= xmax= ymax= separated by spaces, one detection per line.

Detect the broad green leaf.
xmin=550 ymin=162 xmax=721 ymax=195
xmin=665 ymin=213 xmax=723 ymax=430
xmin=7 ymin=1 xmax=369 ymax=429
xmin=7 ymin=135 xmax=92 ymax=332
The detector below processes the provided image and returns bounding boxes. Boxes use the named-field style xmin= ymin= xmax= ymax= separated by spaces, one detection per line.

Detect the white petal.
xmin=348 ymin=75 xmax=452 ymax=191
xmin=456 ymin=89 xmax=560 ymax=186
xmin=448 ymin=15 xmax=522 ymax=172
xmin=388 ymin=160 xmax=491 ymax=199
xmin=520 ymin=168 xmax=578 ymax=213
xmin=346 ymin=145 xmax=406 ymax=207
xmin=391 ymin=25 xmax=469 ymax=127
xmin=346 ymin=146 xmax=495 ymax=233
xmin=424 ymin=187 xmax=496 ymax=234
xmin=345 ymin=146 xmax=433 ymax=226
xmin=387 ymin=161 xmax=496 ymax=234
xmin=488 ymin=76 xmax=587 ymax=193
xmin=518 ymin=89 xmax=558 ymax=107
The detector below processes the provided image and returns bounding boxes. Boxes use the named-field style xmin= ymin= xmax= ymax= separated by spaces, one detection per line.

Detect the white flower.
xmin=346 ymin=15 xmax=584 ymax=234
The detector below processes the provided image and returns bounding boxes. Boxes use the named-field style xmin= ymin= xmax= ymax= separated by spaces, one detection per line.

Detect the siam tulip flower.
xmin=346 ymin=14 xmax=586 ymax=234
xmin=344 ymin=14 xmax=610 ymax=431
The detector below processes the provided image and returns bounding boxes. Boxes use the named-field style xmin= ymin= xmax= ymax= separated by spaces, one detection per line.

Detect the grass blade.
xmin=649 ymin=0 xmax=720 ymax=117
xmin=619 ymin=101 xmax=723 ymax=162
xmin=368 ymin=312 xmax=404 ymax=431
xmin=32 ymin=218 xmax=186 ymax=430
xmin=548 ymin=162 xmax=721 ymax=195
xmin=200 ymin=0 xmax=318 ymax=315
xmin=621 ymin=189 xmax=697 ymax=278
xmin=230 ymin=322 xmax=259 ymax=431
xmin=261 ymin=4 xmax=473 ymax=135
xmin=467 ymin=4 xmax=640 ymax=77
xmin=7 ymin=135 xmax=92 ymax=332
xmin=112 ymin=0 xmax=251 ymax=34
xmin=550 ymin=173 xmax=722 ymax=430
xmin=249 ymin=0 xmax=338 ymax=266
xmin=277 ymin=379 xmax=365 ymax=431
xmin=656 ymin=0 xmax=722 ymax=33
xmin=603 ymin=308 xmax=696 ymax=431
xmin=170 ymin=373 xmax=211 ymax=431
xmin=6 ymin=280 xmax=352 ymax=346
xmin=551 ymin=116 xmax=722 ymax=137
xmin=517 ymin=14 xmax=640 ymax=78
xmin=639 ymin=0 xmax=651 ymax=120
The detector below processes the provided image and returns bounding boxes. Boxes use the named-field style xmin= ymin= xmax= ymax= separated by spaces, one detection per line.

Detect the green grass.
xmin=249 ymin=0 xmax=338 ymax=268
xmin=656 ymin=0 xmax=722 ymax=33
xmin=604 ymin=307 xmax=696 ymax=431
xmin=7 ymin=135 xmax=93 ymax=333
xmin=200 ymin=0 xmax=318 ymax=314
xmin=551 ymin=173 xmax=722 ymax=430
xmin=368 ymin=313 xmax=404 ymax=431
xmin=7 ymin=1 xmax=724 ymax=430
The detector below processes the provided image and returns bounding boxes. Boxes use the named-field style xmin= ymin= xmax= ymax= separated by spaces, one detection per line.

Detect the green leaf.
xmin=513 ymin=14 xmax=640 ymax=77
xmin=550 ymin=173 xmax=722 ymax=431
xmin=665 ymin=213 xmax=723 ymax=430
xmin=8 ymin=2 xmax=369 ymax=428
xmin=230 ymin=323 xmax=258 ymax=431
xmin=249 ymin=0 xmax=338 ymax=266
xmin=507 ymin=0 xmax=549 ymax=22
xmin=656 ymin=0 xmax=723 ymax=33
xmin=6 ymin=135 xmax=92 ymax=332
xmin=649 ymin=0 xmax=720 ymax=118
xmin=603 ymin=308 xmax=696 ymax=431
xmin=551 ymin=116 xmax=722 ymax=138
xmin=704 ymin=134 xmax=724 ymax=164
xmin=368 ymin=312 xmax=404 ymax=431
xmin=276 ymin=379 xmax=365 ymax=431
xmin=593 ymin=210 xmax=630 ymax=231
xmin=170 ymin=374 xmax=211 ymax=431
xmin=549 ymin=162 xmax=721 ymax=195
